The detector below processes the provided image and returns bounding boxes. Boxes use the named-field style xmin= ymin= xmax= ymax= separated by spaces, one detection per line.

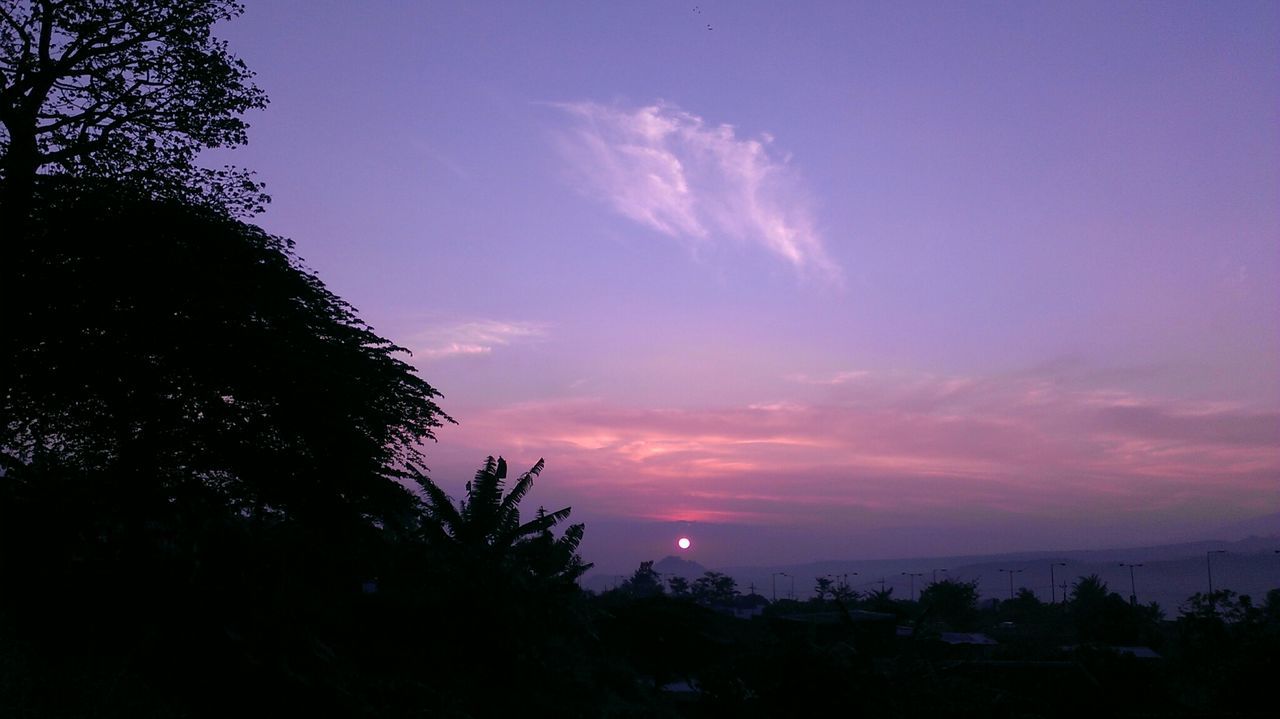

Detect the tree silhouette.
xmin=1 ymin=182 xmax=452 ymax=560
xmin=0 ymin=0 xmax=268 ymax=219
xmin=667 ymin=575 xmax=691 ymax=598
xmin=814 ymin=576 xmax=835 ymax=601
xmin=410 ymin=456 xmax=590 ymax=584
xmin=618 ymin=560 xmax=665 ymax=598
xmin=917 ymin=578 xmax=980 ymax=629
xmin=1069 ymin=574 xmax=1110 ymax=605
xmin=1067 ymin=574 xmax=1158 ymax=644
xmin=364 ymin=457 xmax=601 ymax=717
xmin=865 ymin=587 xmax=898 ymax=614
xmin=692 ymin=571 xmax=738 ymax=604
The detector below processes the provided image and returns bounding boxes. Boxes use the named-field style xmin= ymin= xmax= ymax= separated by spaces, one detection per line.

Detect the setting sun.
xmin=677 ymin=537 xmax=691 ymax=550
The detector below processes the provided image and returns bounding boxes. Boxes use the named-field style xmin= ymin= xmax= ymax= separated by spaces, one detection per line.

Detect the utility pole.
xmin=1206 ymin=550 xmax=1227 ymax=594
xmin=998 ymin=568 xmax=1024 ymax=600
xmin=1049 ymin=562 xmax=1066 ymax=604
xmin=902 ymin=572 xmax=924 ymax=601
xmin=771 ymin=572 xmax=785 ymax=602
xmin=1119 ymin=562 xmax=1143 ymax=605
xmin=1206 ymin=549 xmax=1228 ymax=613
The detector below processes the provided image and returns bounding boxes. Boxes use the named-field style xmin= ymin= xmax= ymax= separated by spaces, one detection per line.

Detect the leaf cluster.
xmin=411 ymin=456 xmax=591 ymax=585
xmin=1 ymin=179 xmax=450 ymax=527
xmin=0 ymin=0 xmax=267 ymax=214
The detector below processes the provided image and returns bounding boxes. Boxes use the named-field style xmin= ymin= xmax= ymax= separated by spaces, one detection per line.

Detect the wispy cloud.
xmin=553 ymin=100 xmax=840 ymax=282
xmin=409 ymin=319 xmax=548 ymax=360
xmin=437 ymin=370 xmax=1279 ymax=525
xmin=786 ymin=369 xmax=872 ymax=385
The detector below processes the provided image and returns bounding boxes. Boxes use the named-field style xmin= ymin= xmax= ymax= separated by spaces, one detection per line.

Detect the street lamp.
xmin=822 ymin=573 xmax=855 ymax=598
xmin=1119 ymin=563 xmax=1143 ymax=605
xmin=1049 ymin=562 xmax=1067 ymax=604
xmin=771 ymin=572 xmax=786 ymax=602
xmin=998 ymin=568 xmax=1024 ymax=600
xmin=902 ymin=572 xmax=924 ymax=601
xmin=1206 ymin=550 xmax=1227 ymax=594
xmin=931 ymin=568 xmax=948 ymax=584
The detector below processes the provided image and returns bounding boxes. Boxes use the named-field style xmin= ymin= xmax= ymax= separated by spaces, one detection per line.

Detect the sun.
xmin=677 ymin=537 xmax=691 ymax=550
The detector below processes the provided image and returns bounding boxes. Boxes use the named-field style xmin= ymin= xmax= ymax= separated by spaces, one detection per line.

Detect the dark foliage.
xmin=410 ymin=455 xmax=591 ymax=585
xmin=1067 ymin=574 xmax=1163 ymax=645
xmin=0 ymin=0 xmax=268 ymax=216
xmin=917 ymin=577 xmax=980 ymax=630
xmin=692 ymin=570 xmax=738 ymax=605
xmin=616 ymin=560 xmax=666 ymax=599
xmin=2 ymin=180 xmax=450 ymax=530
xmin=0 ymin=178 xmax=455 ymax=715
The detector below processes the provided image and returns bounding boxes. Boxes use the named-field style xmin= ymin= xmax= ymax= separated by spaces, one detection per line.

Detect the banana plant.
xmin=408 ymin=456 xmax=591 ymax=583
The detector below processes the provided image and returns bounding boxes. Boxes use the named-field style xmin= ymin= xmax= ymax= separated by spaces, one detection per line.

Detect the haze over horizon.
xmin=210 ymin=1 xmax=1278 ymax=570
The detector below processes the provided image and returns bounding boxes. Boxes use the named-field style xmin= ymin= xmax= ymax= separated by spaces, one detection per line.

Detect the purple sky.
xmin=209 ymin=1 xmax=1279 ymax=572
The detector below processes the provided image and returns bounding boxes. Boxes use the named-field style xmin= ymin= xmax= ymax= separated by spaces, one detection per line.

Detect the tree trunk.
xmin=1 ymin=124 xmax=39 ymax=237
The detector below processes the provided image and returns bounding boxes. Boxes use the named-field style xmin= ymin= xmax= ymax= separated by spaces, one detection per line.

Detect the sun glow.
xmin=677 ymin=537 xmax=691 ymax=550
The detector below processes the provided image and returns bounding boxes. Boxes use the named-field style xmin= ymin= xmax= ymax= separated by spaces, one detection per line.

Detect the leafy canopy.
xmin=0 ymin=0 xmax=267 ymax=214
xmin=1 ymin=180 xmax=451 ymax=527
xmin=411 ymin=456 xmax=591 ymax=584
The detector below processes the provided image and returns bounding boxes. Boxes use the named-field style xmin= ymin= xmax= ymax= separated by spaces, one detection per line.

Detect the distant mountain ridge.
xmin=738 ymin=532 xmax=1280 ymax=574
xmin=653 ymin=554 xmax=709 ymax=579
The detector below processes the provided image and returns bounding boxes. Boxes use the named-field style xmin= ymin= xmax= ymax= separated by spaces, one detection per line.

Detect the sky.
xmin=208 ymin=1 xmax=1279 ymax=573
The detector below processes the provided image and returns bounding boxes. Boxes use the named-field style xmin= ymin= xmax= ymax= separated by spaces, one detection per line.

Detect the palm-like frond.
xmin=510 ymin=505 xmax=572 ymax=542
xmin=406 ymin=463 xmax=462 ymax=537
xmin=498 ymin=458 xmax=543 ymax=520
xmin=556 ymin=522 xmax=586 ymax=554
xmin=553 ymin=523 xmax=592 ymax=581
xmin=461 ymin=456 xmax=505 ymax=537
xmin=416 ymin=456 xmax=588 ymax=584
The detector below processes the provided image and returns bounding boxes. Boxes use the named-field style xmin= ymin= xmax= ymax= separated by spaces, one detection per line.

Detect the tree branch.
xmin=0 ymin=5 xmax=33 ymax=46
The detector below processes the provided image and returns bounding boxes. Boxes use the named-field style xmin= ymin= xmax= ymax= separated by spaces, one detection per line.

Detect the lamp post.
xmin=1049 ymin=562 xmax=1067 ymax=604
xmin=771 ymin=572 xmax=785 ymax=602
xmin=1206 ymin=550 xmax=1227 ymax=594
xmin=998 ymin=568 xmax=1024 ymax=600
xmin=932 ymin=568 xmax=948 ymax=584
xmin=902 ymin=572 xmax=924 ymax=601
xmin=839 ymin=572 xmax=857 ymax=598
xmin=787 ymin=572 xmax=795 ymax=600
xmin=1119 ymin=563 xmax=1142 ymax=605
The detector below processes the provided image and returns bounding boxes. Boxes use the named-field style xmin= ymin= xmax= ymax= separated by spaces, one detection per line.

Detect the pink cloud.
xmin=429 ymin=369 xmax=1279 ymax=533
